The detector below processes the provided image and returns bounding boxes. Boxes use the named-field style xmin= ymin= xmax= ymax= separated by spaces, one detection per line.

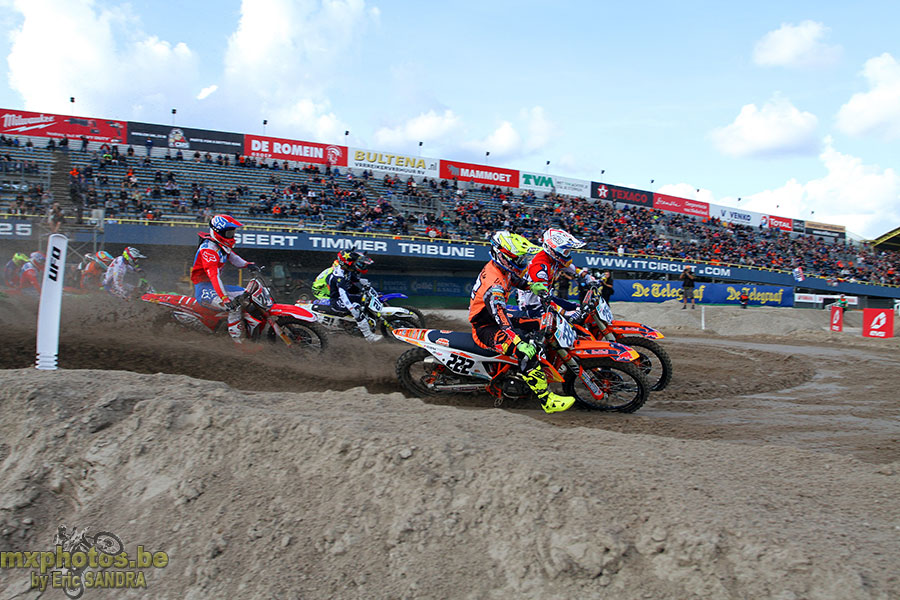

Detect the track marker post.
xmin=35 ymin=234 xmax=68 ymax=370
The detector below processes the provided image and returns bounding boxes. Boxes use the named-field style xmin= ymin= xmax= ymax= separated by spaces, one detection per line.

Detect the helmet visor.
xmin=221 ymin=228 xmax=236 ymax=239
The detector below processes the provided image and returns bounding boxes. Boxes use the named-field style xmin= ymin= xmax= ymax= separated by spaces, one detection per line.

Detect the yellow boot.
xmin=522 ymin=366 xmax=575 ymax=413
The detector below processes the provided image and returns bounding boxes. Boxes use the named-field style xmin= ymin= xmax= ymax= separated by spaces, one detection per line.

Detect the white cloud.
xmin=710 ymin=95 xmax=819 ymax=158
xmin=835 ymin=53 xmax=900 ymax=140
xmin=223 ymin=0 xmax=375 ymax=140
xmin=373 ymin=109 xmax=462 ymax=149
xmin=753 ymin=21 xmax=841 ymax=68
xmin=739 ymin=137 xmax=900 ymax=238
xmin=5 ymin=0 xmax=198 ymax=118
xmin=196 ymin=85 xmax=218 ymax=100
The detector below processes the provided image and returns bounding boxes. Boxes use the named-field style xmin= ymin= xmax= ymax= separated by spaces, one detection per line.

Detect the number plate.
xmin=368 ymin=295 xmax=384 ymax=314
xmin=555 ymin=314 xmax=576 ymax=348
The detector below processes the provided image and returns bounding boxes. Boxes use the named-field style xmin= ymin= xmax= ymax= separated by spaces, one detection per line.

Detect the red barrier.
xmin=830 ymin=305 xmax=843 ymax=332
xmin=862 ymin=308 xmax=894 ymax=338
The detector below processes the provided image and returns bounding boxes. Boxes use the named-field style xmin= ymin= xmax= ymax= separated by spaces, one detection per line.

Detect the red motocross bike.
xmin=141 ymin=274 xmax=328 ymax=351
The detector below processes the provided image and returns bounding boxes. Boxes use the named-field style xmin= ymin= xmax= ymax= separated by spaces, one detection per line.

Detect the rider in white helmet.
xmin=518 ymin=228 xmax=596 ymax=317
xmin=104 ymin=246 xmax=146 ymax=300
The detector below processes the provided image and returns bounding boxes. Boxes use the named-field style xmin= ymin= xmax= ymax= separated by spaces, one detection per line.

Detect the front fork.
xmin=554 ymin=347 xmax=606 ymax=401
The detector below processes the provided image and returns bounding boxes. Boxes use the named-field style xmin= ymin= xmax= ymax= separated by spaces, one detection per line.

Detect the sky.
xmin=0 ymin=0 xmax=897 ymax=239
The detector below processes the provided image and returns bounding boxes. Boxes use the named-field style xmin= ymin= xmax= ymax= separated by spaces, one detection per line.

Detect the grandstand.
xmin=2 ymin=114 xmax=900 ymax=303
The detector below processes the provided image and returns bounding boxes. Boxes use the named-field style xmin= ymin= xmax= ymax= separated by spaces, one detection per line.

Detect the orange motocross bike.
xmin=394 ymin=299 xmax=650 ymax=412
xmin=573 ymin=285 xmax=673 ymax=391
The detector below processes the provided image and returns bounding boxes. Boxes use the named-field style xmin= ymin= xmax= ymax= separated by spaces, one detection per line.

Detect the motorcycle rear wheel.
xmin=396 ymin=348 xmax=440 ymax=396
xmin=564 ymin=359 xmax=649 ymax=413
xmin=617 ymin=336 xmax=672 ymax=392
xmin=276 ymin=318 xmax=329 ymax=352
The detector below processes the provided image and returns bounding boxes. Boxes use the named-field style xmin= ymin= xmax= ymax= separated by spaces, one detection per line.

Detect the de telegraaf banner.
xmin=612 ymin=280 xmax=794 ymax=306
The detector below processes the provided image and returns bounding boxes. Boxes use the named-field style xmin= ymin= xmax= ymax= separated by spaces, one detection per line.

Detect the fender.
xmin=142 ymin=292 xmax=209 ymax=313
xmin=270 ymin=303 xmax=317 ymax=322
xmin=379 ymin=292 xmax=408 ymax=302
xmin=568 ymin=339 xmax=640 ymax=363
xmin=380 ymin=306 xmax=413 ymax=317
xmin=392 ymin=327 xmax=430 ymax=347
xmin=608 ymin=320 xmax=664 ymax=340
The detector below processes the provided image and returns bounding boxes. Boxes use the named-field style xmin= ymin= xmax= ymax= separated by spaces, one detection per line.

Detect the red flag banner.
xmin=830 ymin=305 xmax=843 ymax=332
xmin=244 ymin=134 xmax=347 ymax=166
xmin=652 ymin=193 xmax=709 ymax=218
xmin=439 ymin=160 xmax=519 ymax=188
xmin=862 ymin=308 xmax=894 ymax=338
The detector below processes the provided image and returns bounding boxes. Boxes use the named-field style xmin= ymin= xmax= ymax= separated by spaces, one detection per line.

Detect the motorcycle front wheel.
xmin=564 ymin=359 xmax=649 ymax=413
xmin=617 ymin=336 xmax=673 ymax=392
xmin=91 ymin=531 xmax=124 ymax=555
xmin=276 ymin=318 xmax=329 ymax=352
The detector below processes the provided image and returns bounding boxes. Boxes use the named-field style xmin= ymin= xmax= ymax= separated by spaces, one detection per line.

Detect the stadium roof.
xmin=871 ymin=226 xmax=900 ymax=253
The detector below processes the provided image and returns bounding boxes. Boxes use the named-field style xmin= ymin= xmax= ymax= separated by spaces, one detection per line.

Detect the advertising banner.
xmin=439 ymin=160 xmax=519 ymax=187
xmin=0 ymin=219 xmax=35 ymax=239
xmin=127 ymin=122 xmax=243 ymax=155
xmin=805 ymin=221 xmax=846 ymax=239
xmin=830 ymin=306 xmax=843 ymax=332
xmin=591 ymin=182 xmax=652 ymax=207
xmin=349 ymin=148 xmax=439 ymax=177
xmin=762 ymin=214 xmax=792 ymax=231
xmin=792 ymin=219 xmax=805 ymax=233
xmin=862 ymin=308 xmax=894 ymax=338
xmin=244 ymin=134 xmax=348 ymax=166
xmin=519 ymin=172 xmax=591 ymax=198
xmin=652 ymin=193 xmax=709 ymax=218
xmin=0 ymin=107 xmax=126 ymax=143
xmin=612 ymin=280 xmax=793 ymax=306
xmin=709 ymin=203 xmax=764 ymax=227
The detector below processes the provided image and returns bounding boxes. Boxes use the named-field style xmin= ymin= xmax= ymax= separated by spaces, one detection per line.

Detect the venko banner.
xmin=439 ymin=160 xmax=520 ymax=187
xmin=245 ymin=134 xmax=348 ymax=166
xmin=349 ymin=148 xmax=439 ymax=177
xmin=0 ymin=108 xmax=127 ymax=143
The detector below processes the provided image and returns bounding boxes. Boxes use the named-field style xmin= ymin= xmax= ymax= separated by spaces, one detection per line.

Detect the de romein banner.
xmin=612 ymin=280 xmax=794 ymax=306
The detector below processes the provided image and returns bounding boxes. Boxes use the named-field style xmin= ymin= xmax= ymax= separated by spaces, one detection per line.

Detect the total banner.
xmin=127 ymin=122 xmax=243 ymax=154
xmin=652 ymin=193 xmax=709 ymax=218
xmin=439 ymin=160 xmax=519 ymax=187
xmin=761 ymin=214 xmax=793 ymax=231
xmin=591 ymin=182 xmax=652 ymax=207
xmin=349 ymin=148 xmax=439 ymax=177
xmin=519 ymin=172 xmax=591 ymax=198
xmin=245 ymin=134 xmax=348 ymax=166
xmin=612 ymin=280 xmax=794 ymax=307
xmin=0 ymin=107 xmax=127 ymax=143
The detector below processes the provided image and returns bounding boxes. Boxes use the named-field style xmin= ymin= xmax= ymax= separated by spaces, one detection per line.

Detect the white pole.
xmin=701 ymin=305 xmax=706 ymax=330
xmin=35 ymin=234 xmax=68 ymax=370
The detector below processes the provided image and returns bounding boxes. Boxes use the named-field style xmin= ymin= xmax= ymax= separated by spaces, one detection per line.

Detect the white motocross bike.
xmin=296 ymin=286 xmax=426 ymax=342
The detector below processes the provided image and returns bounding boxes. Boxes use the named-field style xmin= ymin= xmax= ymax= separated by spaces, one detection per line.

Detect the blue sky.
xmin=0 ymin=0 xmax=897 ymax=238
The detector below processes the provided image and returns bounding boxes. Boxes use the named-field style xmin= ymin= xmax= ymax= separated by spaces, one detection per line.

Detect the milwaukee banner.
xmin=830 ymin=305 xmax=843 ymax=332
xmin=128 ymin=122 xmax=243 ymax=154
xmin=591 ymin=182 xmax=652 ymax=207
xmin=439 ymin=160 xmax=519 ymax=187
xmin=245 ymin=134 xmax=347 ymax=166
xmin=652 ymin=193 xmax=709 ymax=218
xmin=862 ymin=308 xmax=894 ymax=338
xmin=349 ymin=148 xmax=439 ymax=177
xmin=0 ymin=108 xmax=127 ymax=143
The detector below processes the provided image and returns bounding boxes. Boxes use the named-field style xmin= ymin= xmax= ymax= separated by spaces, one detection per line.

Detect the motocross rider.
xmin=518 ymin=228 xmax=595 ymax=318
xmin=18 ymin=252 xmax=45 ymax=293
xmin=80 ymin=250 xmax=113 ymax=290
xmin=190 ymin=214 xmax=259 ymax=344
xmin=315 ymin=250 xmax=382 ymax=342
xmin=104 ymin=247 xmax=147 ymax=300
xmin=470 ymin=231 xmax=576 ymax=414
xmin=4 ymin=252 xmax=29 ymax=287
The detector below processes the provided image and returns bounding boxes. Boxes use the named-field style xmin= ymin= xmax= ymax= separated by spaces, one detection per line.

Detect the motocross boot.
xmin=226 ymin=312 xmax=245 ymax=344
xmin=349 ymin=303 xmax=382 ymax=342
xmin=522 ymin=366 xmax=575 ymax=413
